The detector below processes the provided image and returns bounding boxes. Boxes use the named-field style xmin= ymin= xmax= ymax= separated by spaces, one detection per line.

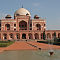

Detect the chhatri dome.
xmin=14 ymin=7 xmax=31 ymax=16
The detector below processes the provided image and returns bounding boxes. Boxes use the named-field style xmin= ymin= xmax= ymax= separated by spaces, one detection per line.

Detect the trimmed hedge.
xmin=37 ymin=41 xmax=48 ymax=44
xmin=37 ymin=40 xmax=60 ymax=46
xmin=0 ymin=41 xmax=14 ymax=47
xmin=0 ymin=43 xmax=8 ymax=47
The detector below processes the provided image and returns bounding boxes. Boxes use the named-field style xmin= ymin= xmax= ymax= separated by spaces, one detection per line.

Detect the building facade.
xmin=0 ymin=7 xmax=60 ymax=41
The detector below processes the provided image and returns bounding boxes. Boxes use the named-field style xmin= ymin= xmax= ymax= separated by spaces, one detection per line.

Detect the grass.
xmin=37 ymin=40 xmax=60 ymax=45
xmin=0 ymin=41 xmax=14 ymax=47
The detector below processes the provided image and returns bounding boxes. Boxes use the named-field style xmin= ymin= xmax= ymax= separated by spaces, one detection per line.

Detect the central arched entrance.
xmin=19 ymin=21 xmax=27 ymax=30
xmin=22 ymin=34 xmax=26 ymax=39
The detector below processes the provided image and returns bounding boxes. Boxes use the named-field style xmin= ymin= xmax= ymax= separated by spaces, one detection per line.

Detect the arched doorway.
xmin=34 ymin=33 xmax=39 ymax=39
xmin=36 ymin=24 xmax=41 ymax=30
xmin=16 ymin=33 xmax=20 ymax=39
xmin=28 ymin=33 xmax=33 ymax=39
xmin=22 ymin=34 xmax=26 ymax=39
xmin=19 ymin=21 xmax=27 ymax=30
xmin=5 ymin=24 xmax=10 ymax=30
xmin=47 ymin=33 xmax=51 ymax=39
xmin=3 ymin=34 xmax=7 ymax=40
xmin=52 ymin=32 xmax=56 ymax=39
xmin=9 ymin=33 xmax=14 ymax=40
xmin=58 ymin=33 xmax=60 ymax=38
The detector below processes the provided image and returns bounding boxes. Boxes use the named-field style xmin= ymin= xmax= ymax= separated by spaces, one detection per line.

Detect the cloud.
xmin=32 ymin=2 xmax=40 ymax=7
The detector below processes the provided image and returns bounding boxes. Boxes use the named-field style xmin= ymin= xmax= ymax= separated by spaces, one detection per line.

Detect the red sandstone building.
xmin=0 ymin=7 xmax=60 ymax=41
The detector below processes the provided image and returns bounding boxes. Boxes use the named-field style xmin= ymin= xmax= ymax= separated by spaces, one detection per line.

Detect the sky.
xmin=0 ymin=0 xmax=60 ymax=30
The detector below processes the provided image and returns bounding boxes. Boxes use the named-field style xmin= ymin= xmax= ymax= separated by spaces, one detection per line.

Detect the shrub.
xmin=0 ymin=41 xmax=14 ymax=47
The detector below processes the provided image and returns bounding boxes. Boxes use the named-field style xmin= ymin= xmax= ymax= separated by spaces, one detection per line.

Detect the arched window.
xmin=52 ymin=32 xmax=56 ymax=39
xmin=34 ymin=33 xmax=39 ymax=39
xmin=22 ymin=33 xmax=26 ymax=39
xmin=19 ymin=21 xmax=27 ymax=30
xmin=28 ymin=33 xmax=33 ymax=39
xmin=36 ymin=24 xmax=41 ymax=30
xmin=9 ymin=33 xmax=13 ymax=39
xmin=5 ymin=24 xmax=10 ymax=30
xmin=3 ymin=34 xmax=7 ymax=40
xmin=47 ymin=33 xmax=51 ymax=39
xmin=16 ymin=33 xmax=20 ymax=39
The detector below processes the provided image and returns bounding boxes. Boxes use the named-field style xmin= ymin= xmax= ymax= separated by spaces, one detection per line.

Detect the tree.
xmin=54 ymin=32 xmax=56 ymax=38
xmin=43 ymin=31 xmax=46 ymax=40
xmin=53 ymin=32 xmax=57 ymax=42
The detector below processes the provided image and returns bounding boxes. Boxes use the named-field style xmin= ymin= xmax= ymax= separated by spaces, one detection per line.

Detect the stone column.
xmin=39 ymin=33 xmax=41 ymax=40
xmin=14 ymin=33 xmax=16 ymax=40
xmin=20 ymin=33 xmax=22 ymax=40
xmin=51 ymin=33 xmax=52 ymax=40
xmin=18 ymin=23 xmax=19 ymax=31
xmin=1 ymin=33 xmax=3 ymax=41
xmin=27 ymin=21 xmax=29 ymax=30
xmin=26 ymin=33 xmax=29 ymax=40
xmin=56 ymin=32 xmax=58 ymax=38
xmin=16 ymin=18 xmax=19 ymax=31
xmin=42 ymin=33 xmax=43 ymax=40
xmin=7 ymin=33 xmax=9 ymax=40
xmin=33 ymin=33 xmax=35 ymax=39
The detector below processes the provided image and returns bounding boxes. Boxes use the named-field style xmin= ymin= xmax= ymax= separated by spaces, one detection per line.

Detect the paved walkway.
xmin=5 ymin=41 xmax=37 ymax=51
xmin=28 ymin=41 xmax=60 ymax=50
xmin=0 ymin=41 xmax=60 ymax=52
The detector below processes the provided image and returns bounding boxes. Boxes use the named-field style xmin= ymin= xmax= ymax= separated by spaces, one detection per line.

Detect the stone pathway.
xmin=0 ymin=41 xmax=60 ymax=52
xmin=5 ymin=41 xmax=37 ymax=51
xmin=28 ymin=41 xmax=60 ymax=50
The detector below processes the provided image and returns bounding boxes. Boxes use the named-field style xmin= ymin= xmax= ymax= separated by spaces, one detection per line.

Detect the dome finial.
xmin=22 ymin=5 xmax=23 ymax=8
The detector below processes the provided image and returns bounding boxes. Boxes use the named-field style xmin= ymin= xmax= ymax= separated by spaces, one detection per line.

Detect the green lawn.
xmin=0 ymin=41 xmax=14 ymax=47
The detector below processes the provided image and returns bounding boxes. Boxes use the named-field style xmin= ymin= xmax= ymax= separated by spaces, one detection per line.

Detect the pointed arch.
xmin=34 ymin=33 xmax=39 ymax=39
xmin=47 ymin=33 xmax=51 ymax=39
xmin=9 ymin=33 xmax=14 ymax=40
xmin=3 ymin=33 xmax=7 ymax=40
xmin=5 ymin=24 xmax=10 ymax=30
xmin=36 ymin=24 xmax=41 ymax=30
xmin=22 ymin=33 xmax=26 ymax=39
xmin=19 ymin=21 xmax=27 ymax=30
xmin=28 ymin=33 xmax=33 ymax=39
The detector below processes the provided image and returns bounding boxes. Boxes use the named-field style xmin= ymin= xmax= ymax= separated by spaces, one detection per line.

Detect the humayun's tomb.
xmin=0 ymin=7 xmax=60 ymax=41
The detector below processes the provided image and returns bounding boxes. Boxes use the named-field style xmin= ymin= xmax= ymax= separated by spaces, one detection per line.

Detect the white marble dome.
xmin=14 ymin=8 xmax=31 ymax=16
